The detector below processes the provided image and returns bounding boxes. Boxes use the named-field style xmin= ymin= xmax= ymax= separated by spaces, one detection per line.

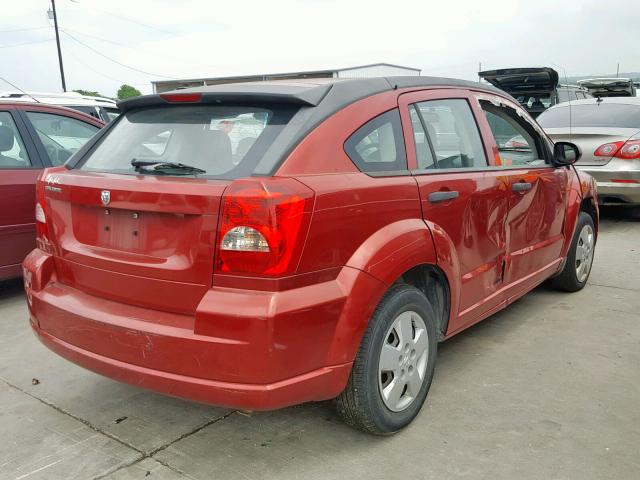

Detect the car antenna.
xmin=0 ymin=75 xmax=41 ymax=103
xmin=552 ymin=63 xmax=571 ymax=142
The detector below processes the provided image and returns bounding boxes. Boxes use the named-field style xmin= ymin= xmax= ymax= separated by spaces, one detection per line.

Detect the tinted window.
xmin=344 ymin=109 xmax=407 ymax=173
xmin=481 ymin=103 xmax=545 ymax=167
xmin=103 ymin=107 xmax=120 ymax=122
xmin=0 ymin=111 xmax=31 ymax=168
xmin=81 ymin=105 xmax=293 ymax=179
xmin=413 ymin=99 xmax=486 ymax=169
xmin=26 ymin=112 xmax=99 ymax=166
xmin=538 ymin=104 xmax=640 ymax=129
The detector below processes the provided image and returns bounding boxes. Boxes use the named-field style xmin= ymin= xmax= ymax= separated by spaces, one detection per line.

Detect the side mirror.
xmin=553 ymin=141 xmax=581 ymax=166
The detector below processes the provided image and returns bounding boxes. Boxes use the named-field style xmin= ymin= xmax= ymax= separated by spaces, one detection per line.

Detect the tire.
xmin=335 ymin=284 xmax=438 ymax=435
xmin=551 ymin=211 xmax=596 ymax=292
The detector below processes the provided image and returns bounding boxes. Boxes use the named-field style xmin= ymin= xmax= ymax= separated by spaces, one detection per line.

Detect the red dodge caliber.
xmin=24 ymin=78 xmax=598 ymax=434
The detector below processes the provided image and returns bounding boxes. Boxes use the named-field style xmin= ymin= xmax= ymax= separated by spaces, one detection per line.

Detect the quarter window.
xmin=411 ymin=99 xmax=487 ymax=169
xmin=344 ymin=109 xmax=407 ymax=173
xmin=26 ymin=112 xmax=98 ymax=166
xmin=481 ymin=102 xmax=546 ymax=167
xmin=0 ymin=111 xmax=31 ymax=168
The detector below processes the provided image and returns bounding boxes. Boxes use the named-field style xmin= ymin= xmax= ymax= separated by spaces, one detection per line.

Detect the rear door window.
xmin=344 ymin=109 xmax=407 ymax=173
xmin=0 ymin=111 xmax=32 ymax=168
xmin=80 ymin=105 xmax=292 ymax=179
xmin=411 ymin=99 xmax=486 ymax=169
xmin=25 ymin=112 xmax=99 ymax=165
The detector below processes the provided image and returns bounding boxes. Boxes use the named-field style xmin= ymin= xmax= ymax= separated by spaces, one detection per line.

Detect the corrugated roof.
xmin=150 ymin=63 xmax=421 ymax=85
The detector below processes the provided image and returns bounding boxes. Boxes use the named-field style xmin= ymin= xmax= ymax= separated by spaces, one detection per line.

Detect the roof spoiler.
xmin=118 ymin=83 xmax=333 ymax=112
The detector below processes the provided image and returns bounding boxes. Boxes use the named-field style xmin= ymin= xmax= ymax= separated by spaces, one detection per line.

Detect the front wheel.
xmin=551 ymin=211 xmax=596 ymax=292
xmin=335 ymin=284 xmax=438 ymax=434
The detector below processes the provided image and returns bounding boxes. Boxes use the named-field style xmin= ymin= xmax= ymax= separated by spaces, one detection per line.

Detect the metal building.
xmin=151 ymin=63 xmax=421 ymax=93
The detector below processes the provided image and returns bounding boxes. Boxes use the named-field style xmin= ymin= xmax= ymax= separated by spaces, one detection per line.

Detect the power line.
xmin=60 ymin=29 xmax=176 ymax=79
xmin=0 ymin=26 xmax=50 ymax=34
xmin=64 ymin=43 xmax=148 ymax=87
xmin=62 ymin=27 xmax=219 ymax=72
xmin=63 ymin=44 xmax=134 ymax=84
xmin=0 ymin=38 xmax=54 ymax=49
xmin=66 ymin=1 xmax=172 ymax=34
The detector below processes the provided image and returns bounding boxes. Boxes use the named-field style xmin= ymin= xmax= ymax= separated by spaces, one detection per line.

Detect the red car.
xmin=23 ymin=78 xmax=598 ymax=434
xmin=0 ymin=102 xmax=103 ymax=281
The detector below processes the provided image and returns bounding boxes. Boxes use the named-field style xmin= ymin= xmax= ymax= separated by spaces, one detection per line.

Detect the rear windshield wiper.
xmin=131 ymin=159 xmax=206 ymax=175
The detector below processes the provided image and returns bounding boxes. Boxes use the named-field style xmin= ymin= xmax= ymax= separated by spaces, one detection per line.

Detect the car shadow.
xmin=599 ymin=205 xmax=640 ymax=222
xmin=0 ymin=278 xmax=24 ymax=302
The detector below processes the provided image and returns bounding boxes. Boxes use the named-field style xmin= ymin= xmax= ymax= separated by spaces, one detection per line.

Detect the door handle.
xmin=428 ymin=190 xmax=459 ymax=204
xmin=512 ymin=182 xmax=532 ymax=192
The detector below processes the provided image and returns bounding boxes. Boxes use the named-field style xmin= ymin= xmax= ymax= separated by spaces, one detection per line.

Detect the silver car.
xmin=538 ymin=97 xmax=640 ymax=205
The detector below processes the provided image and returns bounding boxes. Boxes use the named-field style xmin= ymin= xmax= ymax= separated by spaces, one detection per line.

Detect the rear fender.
xmin=326 ymin=219 xmax=458 ymax=364
xmin=423 ymin=220 xmax=461 ymax=334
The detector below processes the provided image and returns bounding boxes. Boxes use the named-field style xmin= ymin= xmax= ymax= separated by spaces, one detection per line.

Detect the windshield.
xmin=538 ymin=104 xmax=640 ymax=129
xmin=80 ymin=105 xmax=293 ymax=178
xmin=515 ymin=94 xmax=553 ymax=110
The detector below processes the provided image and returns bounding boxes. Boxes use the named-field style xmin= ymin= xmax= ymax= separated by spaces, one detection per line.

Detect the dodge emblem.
xmin=101 ymin=190 xmax=111 ymax=206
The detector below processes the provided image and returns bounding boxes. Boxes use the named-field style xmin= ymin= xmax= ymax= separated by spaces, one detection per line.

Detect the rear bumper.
xmin=31 ymin=321 xmax=351 ymax=410
xmin=578 ymin=167 xmax=640 ymax=205
xmin=23 ymin=249 xmax=384 ymax=410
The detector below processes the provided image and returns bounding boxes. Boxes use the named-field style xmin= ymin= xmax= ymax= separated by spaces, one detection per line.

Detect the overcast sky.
xmin=1 ymin=0 xmax=637 ymax=97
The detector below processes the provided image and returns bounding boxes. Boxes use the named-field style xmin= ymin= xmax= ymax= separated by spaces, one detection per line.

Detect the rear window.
xmin=79 ymin=105 xmax=294 ymax=178
xmin=538 ymin=104 xmax=640 ymax=129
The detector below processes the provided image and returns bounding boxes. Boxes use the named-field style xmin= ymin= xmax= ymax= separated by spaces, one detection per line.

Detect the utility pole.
xmin=50 ymin=0 xmax=66 ymax=92
xmin=616 ymin=63 xmax=620 ymax=78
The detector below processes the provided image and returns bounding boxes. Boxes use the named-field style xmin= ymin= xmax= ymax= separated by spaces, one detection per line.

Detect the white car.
xmin=0 ymin=91 xmax=119 ymax=122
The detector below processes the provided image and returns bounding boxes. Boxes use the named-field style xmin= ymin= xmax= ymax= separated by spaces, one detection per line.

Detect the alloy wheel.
xmin=378 ymin=310 xmax=429 ymax=412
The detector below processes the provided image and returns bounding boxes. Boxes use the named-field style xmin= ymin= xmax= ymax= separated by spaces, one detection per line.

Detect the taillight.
xmin=594 ymin=141 xmax=624 ymax=157
xmin=616 ymin=140 xmax=640 ymax=159
xmin=594 ymin=140 xmax=640 ymax=159
xmin=216 ymin=178 xmax=314 ymax=276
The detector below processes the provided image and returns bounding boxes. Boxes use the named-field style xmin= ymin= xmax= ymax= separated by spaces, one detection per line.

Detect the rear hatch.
xmin=45 ymin=171 xmax=225 ymax=314
xmin=42 ymin=96 xmax=300 ymax=314
xmin=479 ymin=67 xmax=559 ymax=117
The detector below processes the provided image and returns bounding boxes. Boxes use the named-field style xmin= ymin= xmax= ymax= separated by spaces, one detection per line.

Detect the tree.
xmin=117 ymin=84 xmax=142 ymax=100
xmin=73 ymin=89 xmax=103 ymax=97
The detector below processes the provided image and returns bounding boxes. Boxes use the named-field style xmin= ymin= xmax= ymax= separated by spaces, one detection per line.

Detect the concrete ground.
xmin=1 ymin=208 xmax=639 ymax=480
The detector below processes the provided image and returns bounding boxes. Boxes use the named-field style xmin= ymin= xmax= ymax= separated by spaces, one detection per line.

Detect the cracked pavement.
xmin=1 ymin=208 xmax=639 ymax=479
